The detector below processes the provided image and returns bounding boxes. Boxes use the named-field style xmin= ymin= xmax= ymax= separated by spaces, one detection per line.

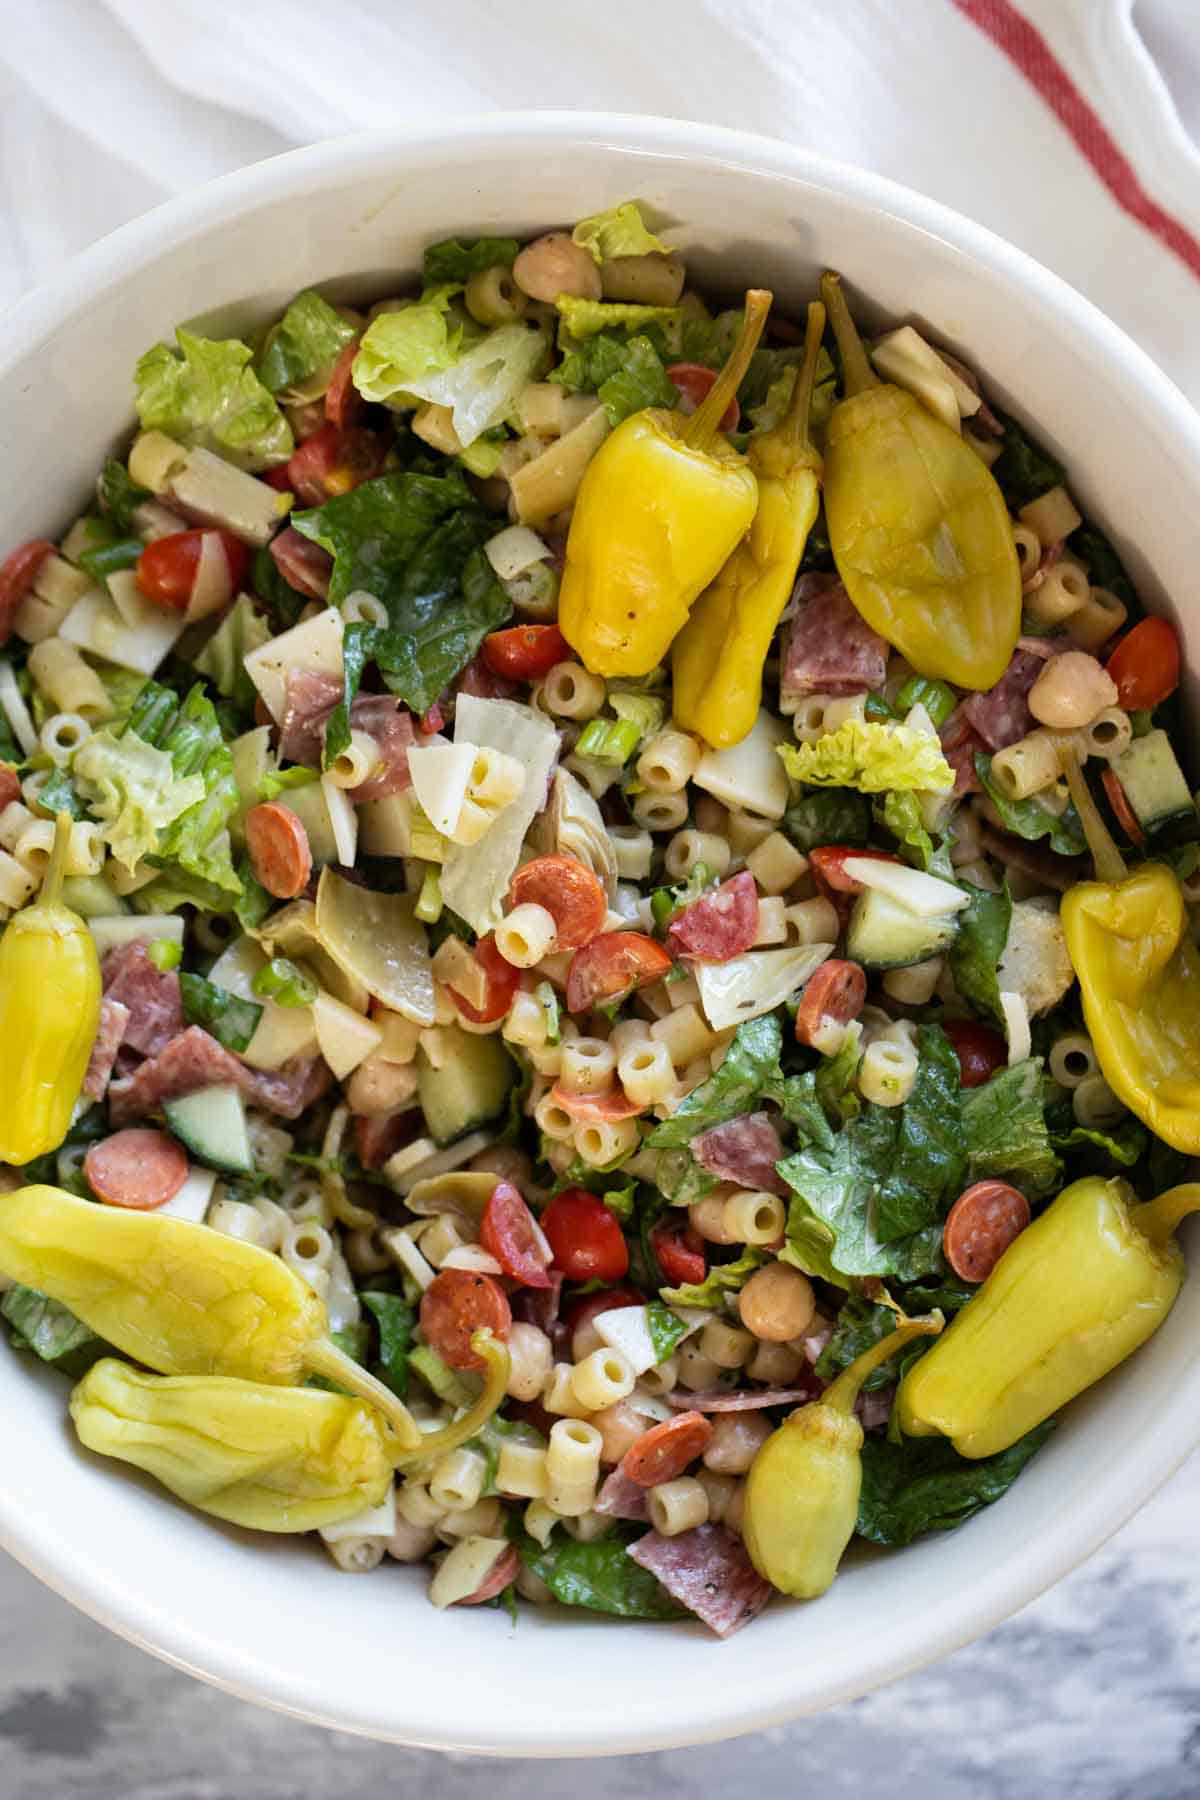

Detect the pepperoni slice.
xmin=548 ymin=1082 xmax=644 ymax=1123
xmin=648 ymin=1217 xmax=706 ymax=1286
xmin=457 ymin=1542 xmax=520 ymax=1605
xmin=667 ymin=870 xmax=759 ymax=963
xmin=244 ymin=802 xmax=313 ymax=900
xmin=794 ymin=958 xmax=867 ymax=1049
xmin=622 ymin=1411 xmax=714 ymax=1488
xmin=942 ymin=1020 xmax=1007 ymax=1089
xmin=942 ymin=1180 xmax=1031 ymax=1283
xmin=0 ymin=539 xmax=54 ymax=643
xmin=509 ymin=855 xmax=607 ymax=952
xmin=85 ymin=1128 xmax=189 ymax=1210
xmin=266 ymin=526 xmax=333 ymax=602
xmin=566 ymin=932 xmax=673 ymax=1014
xmin=480 ymin=1180 xmax=552 ymax=1288
xmin=419 ymin=1269 xmax=512 ymax=1371
xmin=449 ymin=934 xmax=522 ymax=1025
xmin=325 ymin=336 xmax=364 ymax=429
xmin=1101 ymin=767 xmax=1147 ymax=850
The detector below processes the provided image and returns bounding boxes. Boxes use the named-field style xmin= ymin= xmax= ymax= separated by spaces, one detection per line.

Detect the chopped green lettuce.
xmin=878 ymin=789 xmax=954 ymax=878
xmin=552 ymin=330 xmax=679 ymax=425
xmin=660 ymin=1249 xmax=767 ymax=1311
xmin=73 ymin=729 xmax=204 ymax=871
xmin=510 ymin=1524 xmax=683 ymax=1620
xmin=974 ymin=753 xmax=1086 ymax=856
xmin=135 ymin=328 xmax=293 ymax=471
xmin=257 ymin=289 xmax=358 ymax=397
xmin=780 ymin=721 xmax=954 ymax=793
xmin=354 ymin=304 xmax=546 ymax=446
xmin=646 ymin=1014 xmax=783 ymax=1148
xmin=1049 ymin=1118 xmax=1149 ymax=1171
xmin=816 ymin=1294 xmax=899 ymax=1393
xmin=293 ymin=470 xmax=510 ymax=727
xmin=422 ymin=237 xmax=520 ymax=286
xmin=132 ymin=683 xmax=242 ymax=895
xmin=179 ymin=972 xmax=262 ymax=1053
xmin=948 ymin=882 xmax=1012 ymax=1025
xmin=856 ymin=1422 xmax=1053 ymax=1546
xmin=351 ymin=290 xmax=464 ymax=407
xmin=989 ymin=412 xmax=1066 ymax=510
xmin=98 ymin=460 xmax=150 ymax=532
xmin=960 ymin=1059 xmax=1061 ymax=1196
xmin=361 ymin=1291 xmax=416 ymax=1399
xmin=192 ymin=595 xmax=271 ymax=711
xmin=572 ymin=202 xmax=670 ymax=264
xmin=555 ymin=297 xmax=680 ymax=340
xmin=2 ymin=1285 xmax=107 ymax=1377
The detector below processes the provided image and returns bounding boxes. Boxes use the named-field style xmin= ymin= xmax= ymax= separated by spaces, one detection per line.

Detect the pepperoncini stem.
xmin=301 ymin=1337 xmax=424 ymax=1454
xmin=774 ymin=298 xmax=826 ymax=451
xmin=680 ymin=288 xmax=772 ymax=451
xmin=393 ymin=1329 xmax=511 ymax=1470
xmin=1130 ymin=1183 xmax=1200 ymax=1249
xmin=1056 ymin=737 xmax=1127 ymax=883
xmin=823 ymin=1312 xmax=945 ymax=1415
xmin=39 ymin=811 xmax=73 ymax=914
xmin=819 ymin=270 xmax=878 ymax=397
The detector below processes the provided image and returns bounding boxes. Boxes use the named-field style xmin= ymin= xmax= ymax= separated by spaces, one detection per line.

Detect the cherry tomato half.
xmin=942 ymin=1019 xmax=1007 ymax=1088
xmin=648 ymin=1217 xmax=706 ymax=1287
xmin=285 ymin=422 xmax=387 ymax=506
xmin=540 ymin=1188 xmax=629 ymax=1283
xmin=809 ymin=847 xmax=902 ymax=894
xmin=480 ymin=1180 xmax=551 ymax=1288
xmin=137 ymin=529 xmax=248 ymax=611
xmin=449 ymin=934 xmax=522 ymax=1025
xmin=325 ymin=336 xmax=365 ymax=429
xmin=1105 ymin=616 xmax=1180 ymax=712
xmin=566 ymin=932 xmax=673 ymax=1015
xmin=794 ymin=958 xmax=868 ymax=1050
xmin=666 ymin=363 xmax=740 ymax=433
xmin=509 ymin=854 xmax=607 ymax=952
xmin=483 ymin=624 xmax=569 ymax=682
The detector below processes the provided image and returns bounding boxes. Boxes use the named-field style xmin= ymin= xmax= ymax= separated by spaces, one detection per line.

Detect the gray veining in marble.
xmin=3 ymin=1449 xmax=1198 ymax=1798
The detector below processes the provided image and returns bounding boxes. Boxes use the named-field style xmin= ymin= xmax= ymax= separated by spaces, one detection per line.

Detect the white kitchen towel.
xmin=1 ymin=0 xmax=1198 ymax=397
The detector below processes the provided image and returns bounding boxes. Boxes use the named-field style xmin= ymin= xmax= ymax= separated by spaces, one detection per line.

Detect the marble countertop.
xmin=3 ymin=1448 xmax=1198 ymax=1795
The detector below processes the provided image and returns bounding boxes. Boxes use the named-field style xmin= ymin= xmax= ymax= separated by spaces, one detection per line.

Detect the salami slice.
xmin=0 ymin=765 xmax=20 ymax=810
xmin=626 ymin=1524 xmax=772 ymax=1638
xmin=961 ymin=649 xmax=1044 ymax=750
xmin=692 ymin=1113 xmax=789 ymax=1196
xmin=346 ymin=697 xmax=414 ymax=802
xmin=107 ymin=1026 xmax=330 ymax=1126
xmin=668 ymin=870 xmax=759 ymax=963
xmin=277 ymin=669 xmax=343 ymax=763
xmin=354 ymin=1107 xmax=422 ymax=1170
xmin=779 ymin=575 xmax=888 ymax=707
xmin=82 ymin=998 xmax=130 ymax=1102
xmin=943 ymin=1180 xmax=1031 ymax=1282
xmin=666 ymin=1386 xmax=812 ymax=1412
xmin=594 ymin=1468 xmax=650 ymax=1521
xmin=101 ymin=941 xmax=184 ymax=1058
xmin=267 ymin=525 xmax=332 ymax=603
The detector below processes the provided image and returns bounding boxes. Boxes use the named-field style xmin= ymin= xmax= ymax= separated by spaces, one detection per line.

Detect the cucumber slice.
xmin=416 ymin=1026 xmax=515 ymax=1146
xmin=163 ymin=1085 xmax=254 ymax=1174
xmin=1109 ymin=729 xmax=1198 ymax=844
xmin=846 ymin=889 xmax=960 ymax=970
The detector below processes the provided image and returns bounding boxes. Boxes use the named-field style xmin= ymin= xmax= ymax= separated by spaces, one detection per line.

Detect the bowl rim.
xmin=4 ymin=108 xmax=1200 ymax=1755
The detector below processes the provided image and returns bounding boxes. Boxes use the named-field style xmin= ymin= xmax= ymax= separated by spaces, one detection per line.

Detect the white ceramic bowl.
xmin=2 ymin=113 xmax=1199 ymax=1756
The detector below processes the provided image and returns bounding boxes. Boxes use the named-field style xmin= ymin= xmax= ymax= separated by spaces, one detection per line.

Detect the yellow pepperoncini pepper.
xmin=0 ymin=1184 xmax=511 ymax=1466
xmin=819 ymin=271 xmax=1021 ymax=691
xmin=898 ymin=1178 xmax=1200 ymax=1458
xmin=70 ymin=1359 xmax=396 ymax=1532
xmin=743 ymin=1313 xmax=943 ymax=1598
xmin=0 ymin=813 xmax=101 ymax=1163
xmin=1056 ymin=742 xmax=1200 ymax=1153
xmin=672 ymin=300 xmax=826 ymax=748
xmin=558 ymin=291 xmax=772 ymax=677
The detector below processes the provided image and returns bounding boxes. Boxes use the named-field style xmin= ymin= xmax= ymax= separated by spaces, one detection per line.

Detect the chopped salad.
xmin=0 ymin=202 xmax=1197 ymax=1636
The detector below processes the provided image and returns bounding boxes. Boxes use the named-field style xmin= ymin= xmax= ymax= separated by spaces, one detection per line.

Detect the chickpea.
xmin=701 ymin=1411 xmax=772 ymax=1475
xmin=1028 ymin=650 xmax=1118 ymax=731
xmin=592 ymin=1399 xmax=651 ymax=1465
xmin=737 ymin=1262 xmax=816 ymax=1342
xmin=723 ymin=1479 xmax=747 ymax=1536
xmin=747 ymin=1339 xmax=805 ymax=1384
xmin=512 ymin=232 xmax=602 ymax=304
xmin=346 ymin=1055 xmax=419 ymax=1117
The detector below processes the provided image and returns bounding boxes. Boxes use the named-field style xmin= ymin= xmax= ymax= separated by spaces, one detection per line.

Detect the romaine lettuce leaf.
xmin=960 ymin=1058 xmax=1061 ymax=1196
xmin=555 ymin=297 xmax=681 ymax=340
xmin=257 ymin=289 xmax=358 ymax=397
xmin=354 ymin=304 xmax=546 ymax=446
xmin=351 ymin=290 xmax=464 ymax=407
xmin=974 ymin=752 xmax=1087 ymax=856
xmin=948 ymin=881 xmax=1012 ymax=1025
xmin=422 ymin=237 xmax=520 ymax=286
xmin=510 ymin=1524 xmax=683 ymax=1620
xmin=293 ymin=470 xmax=510 ymax=725
xmin=780 ymin=721 xmax=954 ymax=793
xmin=660 ymin=1248 xmax=767 ymax=1311
xmin=135 ymin=328 xmax=293 ymax=471
xmin=856 ymin=1421 xmax=1053 ymax=1546
xmin=816 ymin=1294 xmax=899 ymax=1392
xmin=552 ymin=330 xmax=679 ymax=425
xmin=2 ymin=1285 xmax=107 ymax=1377
xmin=1049 ymin=1118 xmax=1149 ymax=1170
xmin=361 ymin=1291 xmax=415 ymax=1399
xmin=646 ymin=1014 xmax=783 ymax=1148
xmin=989 ymin=411 xmax=1066 ymax=510
xmin=179 ymin=972 xmax=262 ymax=1053
xmin=72 ymin=729 xmax=204 ymax=870
xmin=134 ymin=683 xmax=242 ymax=895
xmin=572 ymin=202 xmax=670 ymax=264
xmin=878 ymin=788 xmax=954 ymax=878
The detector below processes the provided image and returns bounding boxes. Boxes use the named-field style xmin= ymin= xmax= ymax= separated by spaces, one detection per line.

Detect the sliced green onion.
xmin=895 ymin=675 xmax=957 ymax=730
xmin=78 ymin=537 xmax=143 ymax=582
xmin=575 ymin=717 xmax=642 ymax=765
xmin=864 ymin=691 xmax=899 ymax=722
xmin=149 ymin=939 xmax=182 ymax=972
xmin=251 ymin=955 xmax=318 ymax=1008
xmin=609 ymin=688 xmax=666 ymax=742
xmin=535 ymin=979 xmax=561 ymax=1044
xmin=414 ymin=864 xmax=443 ymax=924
